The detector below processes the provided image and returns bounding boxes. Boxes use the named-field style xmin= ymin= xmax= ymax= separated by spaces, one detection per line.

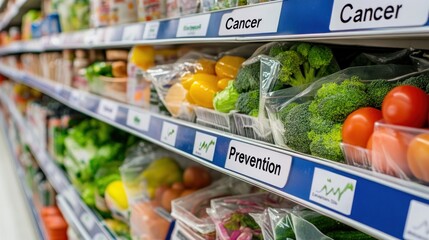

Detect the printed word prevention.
xmin=228 ymin=146 xmax=281 ymax=175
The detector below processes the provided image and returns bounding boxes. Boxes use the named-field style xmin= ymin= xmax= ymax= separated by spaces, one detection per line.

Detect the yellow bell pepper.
xmin=217 ymin=78 xmax=233 ymax=90
xmin=180 ymin=73 xmax=195 ymax=90
xmin=189 ymin=73 xmax=219 ymax=108
xmin=215 ymin=56 xmax=246 ymax=79
xmin=105 ymin=180 xmax=128 ymax=210
xmin=195 ymin=58 xmax=216 ymax=75
xmin=130 ymin=45 xmax=155 ymax=70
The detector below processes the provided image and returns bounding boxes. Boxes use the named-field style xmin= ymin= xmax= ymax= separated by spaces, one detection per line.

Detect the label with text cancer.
xmin=193 ymin=132 xmax=217 ymax=161
xmin=176 ymin=14 xmax=211 ymax=37
xmin=160 ymin=122 xmax=178 ymax=146
xmin=329 ymin=0 xmax=429 ymax=31
xmin=97 ymin=100 xmax=118 ymax=120
xmin=309 ymin=168 xmax=356 ymax=215
xmin=218 ymin=1 xmax=282 ymax=36
xmin=224 ymin=140 xmax=291 ymax=188
xmin=404 ymin=200 xmax=429 ymax=240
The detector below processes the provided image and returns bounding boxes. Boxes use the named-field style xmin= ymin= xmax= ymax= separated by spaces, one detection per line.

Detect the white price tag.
xmin=65 ymin=188 xmax=79 ymax=209
xmin=218 ymin=1 xmax=282 ymax=36
xmin=97 ymin=100 xmax=118 ymax=121
xmin=126 ymin=109 xmax=151 ymax=132
xmin=160 ymin=122 xmax=178 ymax=146
xmin=404 ymin=200 xmax=429 ymax=240
xmin=309 ymin=168 xmax=357 ymax=215
xmin=142 ymin=22 xmax=160 ymax=39
xmin=104 ymin=27 xmax=116 ymax=42
xmin=193 ymin=132 xmax=217 ymax=161
xmin=329 ymin=0 xmax=429 ymax=31
xmin=84 ymin=29 xmax=97 ymax=44
xmin=69 ymin=91 xmax=80 ymax=106
xmin=176 ymin=14 xmax=211 ymax=37
xmin=95 ymin=28 xmax=105 ymax=43
xmin=80 ymin=213 xmax=95 ymax=230
xmin=122 ymin=24 xmax=143 ymax=41
xmin=225 ymin=140 xmax=292 ymax=188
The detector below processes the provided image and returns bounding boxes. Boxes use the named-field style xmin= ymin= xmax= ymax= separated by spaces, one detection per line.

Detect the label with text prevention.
xmin=126 ymin=109 xmax=151 ymax=132
xmin=97 ymin=100 xmax=118 ymax=121
xmin=176 ymin=14 xmax=211 ymax=37
xmin=218 ymin=1 xmax=282 ymax=36
xmin=143 ymin=21 xmax=160 ymax=39
xmin=193 ymin=132 xmax=217 ymax=161
xmin=160 ymin=122 xmax=178 ymax=146
xmin=329 ymin=0 xmax=429 ymax=31
xmin=224 ymin=140 xmax=291 ymax=188
xmin=310 ymin=168 xmax=356 ymax=215
xmin=404 ymin=200 xmax=429 ymax=240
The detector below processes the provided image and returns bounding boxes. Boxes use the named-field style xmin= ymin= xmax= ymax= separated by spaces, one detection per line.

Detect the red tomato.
xmin=382 ymin=86 xmax=428 ymax=128
xmin=407 ymin=133 xmax=429 ymax=182
xmin=368 ymin=127 xmax=413 ymax=177
xmin=342 ymin=107 xmax=382 ymax=148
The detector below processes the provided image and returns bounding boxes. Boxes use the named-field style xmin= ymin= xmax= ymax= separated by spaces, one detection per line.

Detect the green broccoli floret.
xmin=234 ymin=62 xmax=261 ymax=93
xmin=307 ymin=45 xmax=335 ymax=79
xmin=316 ymin=89 xmax=369 ymax=122
xmin=308 ymin=115 xmax=336 ymax=136
xmin=401 ymin=73 xmax=429 ymax=93
xmin=366 ymin=79 xmax=396 ymax=108
xmin=269 ymin=45 xmax=287 ymax=57
xmin=310 ymin=77 xmax=369 ymax=122
xmin=236 ymin=90 xmax=260 ymax=115
xmin=276 ymin=44 xmax=337 ymax=87
xmin=309 ymin=124 xmax=344 ymax=162
xmin=278 ymin=102 xmax=299 ymax=123
xmin=283 ymin=102 xmax=312 ymax=153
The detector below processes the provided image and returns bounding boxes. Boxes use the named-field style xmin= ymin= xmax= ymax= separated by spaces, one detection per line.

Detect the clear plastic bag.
xmin=171 ymin=178 xmax=254 ymax=238
xmin=207 ymin=192 xmax=294 ymax=240
xmin=265 ymin=64 xmax=416 ymax=162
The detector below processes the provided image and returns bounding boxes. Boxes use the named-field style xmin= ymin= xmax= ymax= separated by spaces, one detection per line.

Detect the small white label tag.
xmin=126 ymin=109 xmax=151 ymax=132
xmin=69 ymin=91 xmax=80 ymax=106
xmin=176 ymin=14 xmax=211 ymax=37
xmin=218 ymin=1 xmax=282 ymax=36
xmin=329 ymin=0 xmax=429 ymax=31
xmin=309 ymin=168 xmax=357 ymax=215
xmin=160 ymin=122 xmax=178 ymax=146
xmin=224 ymin=140 xmax=292 ymax=188
xmin=143 ymin=22 xmax=160 ymax=39
xmin=80 ymin=212 xmax=95 ymax=230
xmin=404 ymin=200 xmax=429 ymax=240
xmin=122 ymin=24 xmax=143 ymax=41
xmin=97 ymin=100 xmax=118 ymax=121
xmin=193 ymin=132 xmax=217 ymax=161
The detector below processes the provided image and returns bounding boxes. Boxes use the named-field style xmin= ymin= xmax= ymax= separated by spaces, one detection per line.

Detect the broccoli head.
xmin=234 ymin=61 xmax=261 ymax=93
xmin=340 ymin=76 xmax=366 ymax=91
xmin=236 ymin=90 xmax=260 ymax=115
xmin=366 ymin=79 xmax=396 ymax=108
xmin=316 ymin=89 xmax=369 ymax=123
xmin=308 ymin=115 xmax=336 ymax=136
xmin=307 ymin=45 xmax=335 ymax=79
xmin=269 ymin=45 xmax=287 ymax=57
xmin=283 ymin=102 xmax=312 ymax=153
xmin=276 ymin=50 xmax=306 ymax=87
xmin=278 ymin=102 xmax=299 ymax=123
xmin=295 ymin=43 xmax=312 ymax=58
xmin=309 ymin=124 xmax=344 ymax=162
xmin=401 ymin=73 xmax=429 ymax=93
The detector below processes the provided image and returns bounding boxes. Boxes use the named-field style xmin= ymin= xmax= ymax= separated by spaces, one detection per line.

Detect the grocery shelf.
xmin=0 ymin=0 xmax=41 ymax=31
xmin=2 ymin=65 xmax=429 ymax=239
xmin=0 ymin=90 xmax=115 ymax=240
xmin=1 ymin=0 xmax=429 ymax=55
xmin=0 ymin=112 xmax=46 ymax=239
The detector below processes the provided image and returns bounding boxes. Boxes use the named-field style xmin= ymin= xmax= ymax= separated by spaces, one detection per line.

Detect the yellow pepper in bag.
xmin=195 ymin=58 xmax=216 ymax=75
xmin=180 ymin=73 xmax=195 ymax=90
xmin=189 ymin=73 xmax=219 ymax=108
xmin=217 ymin=78 xmax=233 ymax=90
xmin=215 ymin=56 xmax=246 ymax=79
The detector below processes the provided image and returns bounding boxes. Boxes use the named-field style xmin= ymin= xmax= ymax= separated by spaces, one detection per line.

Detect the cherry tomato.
xmin=407 ymin=133 xmax=429 ymax=182
xmin=368 ymin=127 xmax=413 ymax=177
xmin=342 ymin=107 xmax=382 ymax=148
xmin=382 ymin=86 xmax=428 ymax=128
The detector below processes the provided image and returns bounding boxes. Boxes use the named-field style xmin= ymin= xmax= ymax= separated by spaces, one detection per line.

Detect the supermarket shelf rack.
xmin=0 ymin=90 xmax=115 ymax=240
xmin=0 ymin=111 xmax=46 ymax=240
xmin=2 ymin=65 xmax=429 ymax=240
xmin=1 ymin=0 xmax=429 ymax=55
